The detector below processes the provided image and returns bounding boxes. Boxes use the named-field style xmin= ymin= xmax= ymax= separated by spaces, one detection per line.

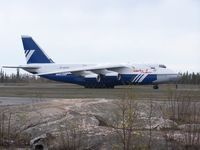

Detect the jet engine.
xmin=84 ymin=74 xmax=101 ymax=82
xmin=104 ymin=72 xmax=121 ymax=80
xmin=93 ymin=69 xmax=121 ymax=80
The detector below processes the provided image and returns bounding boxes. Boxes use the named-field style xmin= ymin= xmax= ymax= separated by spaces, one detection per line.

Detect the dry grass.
xmin=0 ymin=83 xmax=199 ymax=100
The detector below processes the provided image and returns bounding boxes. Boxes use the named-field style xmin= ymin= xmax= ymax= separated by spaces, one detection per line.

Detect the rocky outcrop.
xmin=1 ymin=98 xmax=200 ymax=149
xmin=145 ymin=118 xmax=178 ymax=130
xmin=178 ymin=124 xmax=200 ymax=131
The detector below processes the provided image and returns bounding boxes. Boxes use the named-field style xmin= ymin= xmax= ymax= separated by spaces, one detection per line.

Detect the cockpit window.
xmin=159 ymin=64 xmax=166 ymax=68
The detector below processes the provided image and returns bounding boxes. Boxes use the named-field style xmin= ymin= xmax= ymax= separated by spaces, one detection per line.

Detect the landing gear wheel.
xmin=153 ymin=85 xmax=159 ymax=89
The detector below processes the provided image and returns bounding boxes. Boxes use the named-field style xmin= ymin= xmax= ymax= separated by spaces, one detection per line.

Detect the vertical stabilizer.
xmin=21 ymin=36 xmax=54 ymax=64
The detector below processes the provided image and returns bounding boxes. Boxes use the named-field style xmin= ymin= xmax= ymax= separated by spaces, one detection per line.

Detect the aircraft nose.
xmin=169 ymin=72 xmax=181 ymax=82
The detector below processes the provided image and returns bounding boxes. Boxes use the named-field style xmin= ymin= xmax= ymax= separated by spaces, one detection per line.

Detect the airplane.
xmin=3 ymin=36 xmax=180 ymax=89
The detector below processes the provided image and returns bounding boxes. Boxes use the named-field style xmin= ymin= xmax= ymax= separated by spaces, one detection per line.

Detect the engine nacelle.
xmin=104 ymin=72 xmax=118 ymax=77
xmin=92 ymin=69 xmax=121 ymax=81
xmin=84 ymin=74 xmax=101 ymax=82
xmin=104 ymin=72 xmax=121 ymax=80
xmin=104 ymin=71 xmax=121 ymax=80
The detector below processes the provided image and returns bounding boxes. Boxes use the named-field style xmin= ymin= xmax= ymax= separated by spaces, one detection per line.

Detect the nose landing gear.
xmin=153 ymin=85 xmax=159 ymax=89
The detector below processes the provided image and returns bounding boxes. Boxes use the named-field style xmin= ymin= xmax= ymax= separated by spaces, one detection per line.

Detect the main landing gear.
xmin=84 ymin=84 xmax=114 ymax=89
xmin=153 ymin=85 xmax=159 ymax=89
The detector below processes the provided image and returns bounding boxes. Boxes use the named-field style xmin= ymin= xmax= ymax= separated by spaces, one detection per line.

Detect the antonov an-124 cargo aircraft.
xmin=4 ymin=36 xmax=180 ymax=89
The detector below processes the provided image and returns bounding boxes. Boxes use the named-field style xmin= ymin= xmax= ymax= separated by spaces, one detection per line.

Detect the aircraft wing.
xmin=37 ymin=64 xmax=127 ymax=76
xmin=3 ymin=66 xmax=39 ymax=69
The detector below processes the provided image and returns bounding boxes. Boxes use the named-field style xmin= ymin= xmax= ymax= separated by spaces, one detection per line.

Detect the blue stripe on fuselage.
xmin=141 ymin=74 xmax=157 ymax=85
xmin=40 ymin=74 xmax=157 ymax=86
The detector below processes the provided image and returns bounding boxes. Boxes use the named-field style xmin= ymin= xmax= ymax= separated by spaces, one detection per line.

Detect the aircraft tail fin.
xmin=21 ymin=36 xmax=54 ymax=64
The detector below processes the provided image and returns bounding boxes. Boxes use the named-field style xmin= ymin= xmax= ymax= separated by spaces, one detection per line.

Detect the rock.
xmin=16 ymin=99 xmax=118 ymax=149
xmin=178 ymin=124 xmax=200 ymax=131
xmin=145 ymin=118 xmax=178 ymax=130
xmin=166 ymin=131 xmax=200 ymax=147
xmin=30 ymin=134 xmax=48 ymax=150
xmin=0 ymin=98 xmax=198 ymax=149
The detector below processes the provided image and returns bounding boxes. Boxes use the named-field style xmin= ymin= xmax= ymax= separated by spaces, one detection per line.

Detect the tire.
xmin=153 ymin=85 xmax=159 ymax=89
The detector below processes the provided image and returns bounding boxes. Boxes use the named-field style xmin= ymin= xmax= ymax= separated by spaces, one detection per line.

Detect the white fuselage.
xmin=20 ymin=63 xmax=179 ymax=87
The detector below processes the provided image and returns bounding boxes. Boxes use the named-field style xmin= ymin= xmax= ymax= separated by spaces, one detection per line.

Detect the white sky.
xmin=0 ymin=0 xmax=199 ymax=73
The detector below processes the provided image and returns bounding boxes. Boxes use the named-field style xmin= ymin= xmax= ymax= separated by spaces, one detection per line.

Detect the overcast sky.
xmin=0 ymin=0 xmax=199 ymax=73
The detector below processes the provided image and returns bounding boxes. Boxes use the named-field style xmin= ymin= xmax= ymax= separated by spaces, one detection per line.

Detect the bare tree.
xmin=54 ymin=122 xmax=85 ymax=150
xmin=112 ymin=88 xmax=139 ymax=150
xmin=164 ymin=89 xmax=200 ymax=149
xmin=148 ymin=98 xmax=153 ymax=150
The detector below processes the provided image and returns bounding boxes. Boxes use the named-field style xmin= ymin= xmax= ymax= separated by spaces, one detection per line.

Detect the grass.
xmin=0 ymin=82 xmax=199 ymax=100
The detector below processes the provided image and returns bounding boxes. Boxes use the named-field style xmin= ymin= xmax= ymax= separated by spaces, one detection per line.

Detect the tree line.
xmin=0 ymin=69 xmax=200 ymax=84
xmin=0 ymin=69 xmax=52 ymax=83
xmin=179 ymin=72 xmax=200 ymax=84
